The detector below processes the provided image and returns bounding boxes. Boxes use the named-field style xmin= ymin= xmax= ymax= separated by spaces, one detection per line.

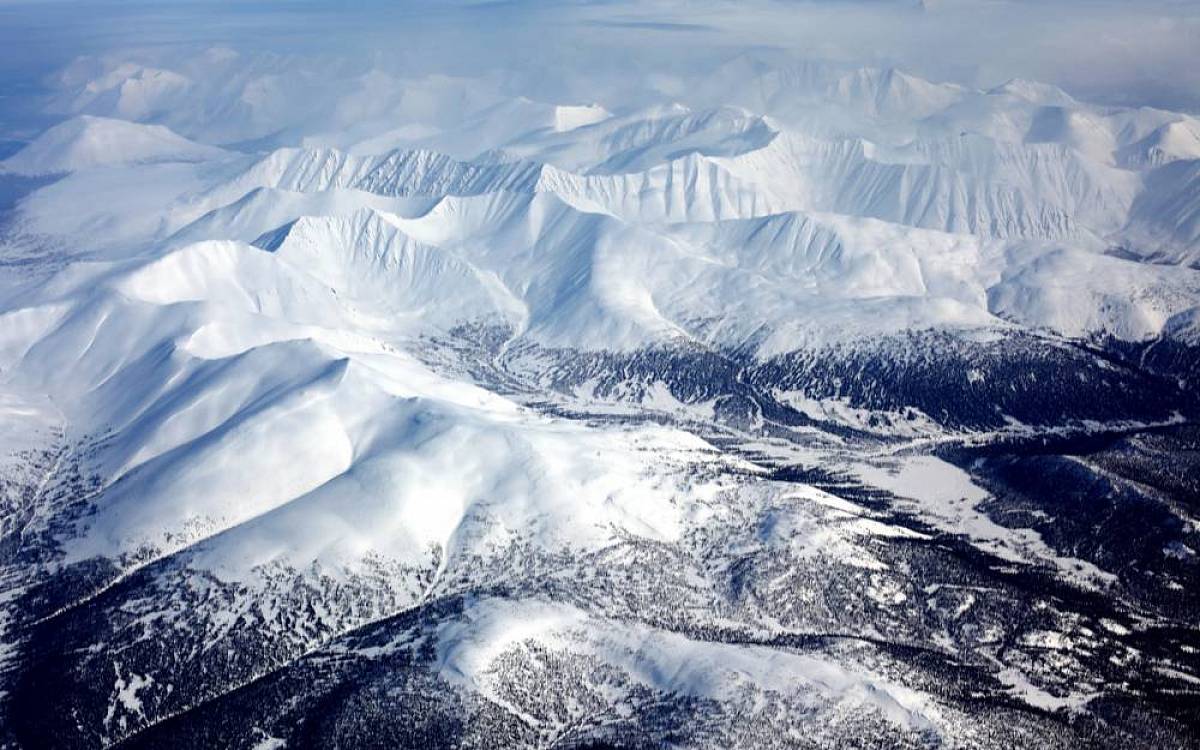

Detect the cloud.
xmin=584 ymin=0 xmax=1200 ymax=111
xmin=0 ymin=0 xmax=1197 ymax=122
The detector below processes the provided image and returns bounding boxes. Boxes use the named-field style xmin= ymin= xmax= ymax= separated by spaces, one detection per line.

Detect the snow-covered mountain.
xmin=1 ymin=116 xmax=226 ymax=176
xmin=1 ymin=26 xmax=1198 ymax=750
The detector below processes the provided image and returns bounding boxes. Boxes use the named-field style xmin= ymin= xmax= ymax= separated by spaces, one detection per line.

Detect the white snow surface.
xmin=2 ymin=116 xmax=226 ymax=175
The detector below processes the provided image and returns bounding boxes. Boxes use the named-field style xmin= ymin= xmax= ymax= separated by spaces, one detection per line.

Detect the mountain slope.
xmin=1 ymin=116 xmax=226 ymax=176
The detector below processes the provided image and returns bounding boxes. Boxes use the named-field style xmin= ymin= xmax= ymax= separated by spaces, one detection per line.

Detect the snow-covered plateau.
xmin=0 ymin=4 xmax=1198 ymax=747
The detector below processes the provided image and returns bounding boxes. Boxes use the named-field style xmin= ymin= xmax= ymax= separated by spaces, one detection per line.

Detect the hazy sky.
xmin=0 ymin=0 xmax=1198 ymax=116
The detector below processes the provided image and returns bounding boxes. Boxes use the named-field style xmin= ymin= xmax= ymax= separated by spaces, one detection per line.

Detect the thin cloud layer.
xmin=0 ymin=0 xmax=1197 ymax=117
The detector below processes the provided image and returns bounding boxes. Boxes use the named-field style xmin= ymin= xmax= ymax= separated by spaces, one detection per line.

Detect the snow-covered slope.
xmin=1 ymin=116 xmax=226 ymax=175
xmin=0 ymin=225 xmax=727 ymax=572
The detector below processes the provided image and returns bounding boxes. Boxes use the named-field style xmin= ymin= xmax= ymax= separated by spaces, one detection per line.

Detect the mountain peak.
xmin=2 ymin=115 xmax=224 ymax=175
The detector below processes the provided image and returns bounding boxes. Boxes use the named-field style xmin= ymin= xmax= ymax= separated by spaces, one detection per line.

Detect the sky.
xmin=0 ymin=0 xmax=1197 ymax=126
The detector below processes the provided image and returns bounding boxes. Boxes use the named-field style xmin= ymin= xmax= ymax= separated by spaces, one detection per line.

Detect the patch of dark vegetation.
xmin=748 ymin=331 xmax=1199 ymax=430
xmin=498 ymin=330 xmax=1200 ymax=434
xmin=940 ymin=424 xmax=1200 ymax=620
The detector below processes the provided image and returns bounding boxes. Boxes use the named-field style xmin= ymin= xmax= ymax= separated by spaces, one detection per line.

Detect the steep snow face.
xmin=426 ymin=195 xmax=694 ymax=348
xmin=198 ymin=148 xmax=544 ymax=219
xmin=258 ymin=209 xmax=526 ymax=334
xmin=1123 ymin=160 xmax=1200 ymax=266
xmin=1 ymin=116 xmax=226 ymax=175
xmin=169 ymin=187 xmax=441 ymax=246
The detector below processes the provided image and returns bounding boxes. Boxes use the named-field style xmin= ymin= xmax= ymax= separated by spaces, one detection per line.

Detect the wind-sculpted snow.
xmin=1 ymin=37 xmax=1199 ymax=749
xmin=240 ymin=148 xmax=545 ymax=200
